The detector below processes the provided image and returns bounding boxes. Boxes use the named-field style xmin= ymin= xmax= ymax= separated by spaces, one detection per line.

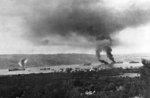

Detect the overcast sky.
xmin=0 ymin=0 xmax=150 ymax=54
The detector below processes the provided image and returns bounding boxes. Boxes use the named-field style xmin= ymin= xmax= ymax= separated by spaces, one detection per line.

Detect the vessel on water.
xmin=8 ymin=58 xmax=28 ymax=71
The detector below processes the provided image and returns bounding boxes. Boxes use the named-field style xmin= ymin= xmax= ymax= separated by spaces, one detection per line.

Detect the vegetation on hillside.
xmin=0 ymin=68 xmax=144 ymax=98
xmin=0 ymin=54 xmax=97 ymax=69
xmin=0 ymin=54 xmax=144 ymax=69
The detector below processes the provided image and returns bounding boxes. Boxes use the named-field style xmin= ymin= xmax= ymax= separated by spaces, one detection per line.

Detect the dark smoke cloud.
xmin=22 ymin=0 xmax=150 ymax=47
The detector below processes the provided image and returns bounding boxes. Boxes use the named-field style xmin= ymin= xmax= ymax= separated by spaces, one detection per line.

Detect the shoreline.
xmin=0 ymin=62 xmax=142 ymax=76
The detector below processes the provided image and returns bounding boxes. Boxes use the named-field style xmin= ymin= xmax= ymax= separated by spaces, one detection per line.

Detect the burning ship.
xmin=8 ymin=58 xmax=28 ymax=71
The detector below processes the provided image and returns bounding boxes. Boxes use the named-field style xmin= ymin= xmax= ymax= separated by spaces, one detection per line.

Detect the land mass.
xmin=0 ymin=53 xmax=146 ymax=69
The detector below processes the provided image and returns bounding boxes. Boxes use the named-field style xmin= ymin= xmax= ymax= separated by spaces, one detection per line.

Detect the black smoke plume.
xmin=22 ymin=0 xmax=150 ymax=61
xmin=96 ymin=36 xmax=115 ymax=63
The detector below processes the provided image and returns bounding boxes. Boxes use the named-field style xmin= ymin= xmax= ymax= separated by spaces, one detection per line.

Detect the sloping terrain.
xmin=0 ymin=54 xmax=97 ymax=69
xmin=0 ymin=53 xmax=148 ymax=69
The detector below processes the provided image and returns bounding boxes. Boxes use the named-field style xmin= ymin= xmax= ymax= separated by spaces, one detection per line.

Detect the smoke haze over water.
xmin=23 ymin=0 xmax=150 ymax=48
xmin=1 ymin=0 xmax=150 ymax=54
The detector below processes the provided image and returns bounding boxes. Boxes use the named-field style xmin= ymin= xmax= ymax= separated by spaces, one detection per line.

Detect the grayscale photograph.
xmin=0 ymin=0 xmax=149 ymax=98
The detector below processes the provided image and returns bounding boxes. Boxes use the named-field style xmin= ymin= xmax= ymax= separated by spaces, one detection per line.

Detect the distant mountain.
xmin=0 ymin=53 xmax=148 ymax=69
xmin=0 ymin=54 xmax=98 ymax=69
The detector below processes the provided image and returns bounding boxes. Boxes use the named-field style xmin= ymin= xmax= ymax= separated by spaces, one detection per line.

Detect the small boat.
xmin=40 ymin=67 xmax=51 ymax=70
xmin=129 ymin=61 xmax=140 ymax=64
xmin=8 ymin=58 xmax=28 ymax=71
xmin=8 ymin=68 xmax=25 ymax=71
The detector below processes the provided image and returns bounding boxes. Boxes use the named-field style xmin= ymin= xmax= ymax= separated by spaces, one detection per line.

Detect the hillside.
xmin=0 ymin=68 xmax=143 ymax=98
xmin=0 ymin=53 xmax=147 ymax=69
xmin=0 ymin=54 xmax=97 ymax=69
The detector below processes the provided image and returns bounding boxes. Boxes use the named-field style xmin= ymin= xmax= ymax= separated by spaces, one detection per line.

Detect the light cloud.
xmin=0 ymin=0 xmax=150 ymax=54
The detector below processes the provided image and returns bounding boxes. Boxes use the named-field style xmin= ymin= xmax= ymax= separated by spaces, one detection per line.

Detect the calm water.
xmin=0 ymin=62 xmax=142 ymax=76
xmin=0 ymin=54 xmax=148 ymax=76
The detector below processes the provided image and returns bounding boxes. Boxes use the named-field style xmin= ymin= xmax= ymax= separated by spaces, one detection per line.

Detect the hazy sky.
xmin=0 ymin=0 xmax=150 ymax=54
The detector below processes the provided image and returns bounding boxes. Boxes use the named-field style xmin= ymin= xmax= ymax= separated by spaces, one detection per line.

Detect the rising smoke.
xmin=22 ymin=0 xmax=150 ymax=62
xmin=96 ymin=36 xmax=115 ymax=63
